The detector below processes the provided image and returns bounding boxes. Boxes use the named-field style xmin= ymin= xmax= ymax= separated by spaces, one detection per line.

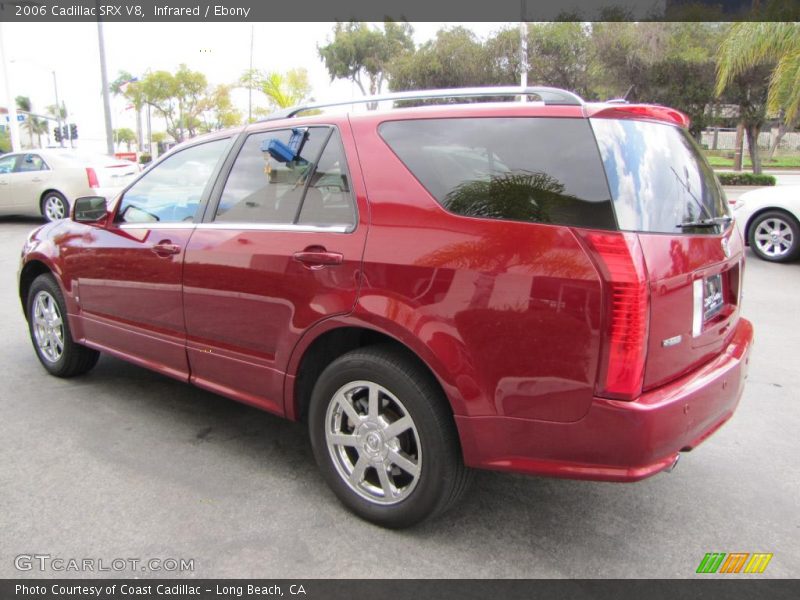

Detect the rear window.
xmin=379 ymin=117 xmax=616 ymax=230
xmin=591 ymin=118 xmax=730 ymax=234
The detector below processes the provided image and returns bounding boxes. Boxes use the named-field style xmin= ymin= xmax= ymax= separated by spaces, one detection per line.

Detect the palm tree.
xmin=716 ymin=22 xmax=800 ymax=163
xmin=716 ymin=23 xmax=800 ymax=124
xmin=242 ymin=68 xmax=312 ymax=114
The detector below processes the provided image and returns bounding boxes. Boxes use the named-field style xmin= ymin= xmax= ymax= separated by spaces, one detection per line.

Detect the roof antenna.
xmin=623 ymin=85 xmax=635 ymax=101
xmin=606 ymin=85 xmax=634 ymax=105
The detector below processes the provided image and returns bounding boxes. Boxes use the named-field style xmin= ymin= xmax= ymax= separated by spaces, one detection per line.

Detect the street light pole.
xmin=96 ymin=19 xmax=115 ymax=156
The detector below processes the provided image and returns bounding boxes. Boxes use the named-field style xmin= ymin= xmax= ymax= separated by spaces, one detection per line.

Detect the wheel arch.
xmin=286 ymin=324 xmax=457 ymax=425
xmin=39 ymin=189 xmax=68 ymax=215
xmin=19 ymin=259 xmax=55 ymax=318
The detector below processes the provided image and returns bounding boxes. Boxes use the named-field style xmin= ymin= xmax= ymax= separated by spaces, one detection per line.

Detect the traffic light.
xmin=70 ymin=124 xmax=78 ymax=140
xmin=54 ymin=126 xmax=62 ymax=143
xmin=61 ymin=125 xmax=68 ymax=140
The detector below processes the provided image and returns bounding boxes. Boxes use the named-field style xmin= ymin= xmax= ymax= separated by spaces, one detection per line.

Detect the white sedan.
xmin=734 ymin=185 xmax=800 ymax=262
xmin=0 ymin=149 xmax=139 ymax=222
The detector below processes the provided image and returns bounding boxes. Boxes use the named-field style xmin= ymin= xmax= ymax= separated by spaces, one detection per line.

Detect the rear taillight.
xmin=86 ymin=167 xmax=99 ymax=188
xmin=581 ymin=231 xmax=650 ymax=400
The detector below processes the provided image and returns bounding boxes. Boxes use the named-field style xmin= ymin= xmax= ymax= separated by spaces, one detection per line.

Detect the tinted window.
xmin=215 ymin=127 xmax=327 ymax=224
xmin=379 ymin=117 xmax=616 ymax=230
xmin=118 ymin=138 xmax=229 ymax=224
xmin=16 ymin=154 xmax=46 ymax=172
xmin=297 ymin=130 xmax=356 ymax=227
xmin=591 ymin=118 xmax=729 ymax=234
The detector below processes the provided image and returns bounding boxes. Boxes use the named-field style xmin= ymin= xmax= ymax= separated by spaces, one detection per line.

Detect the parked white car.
xmin=734 ymin=185 xmax=800 ymax=262
xmin=0 ymin=149 xmax=139 ymax=221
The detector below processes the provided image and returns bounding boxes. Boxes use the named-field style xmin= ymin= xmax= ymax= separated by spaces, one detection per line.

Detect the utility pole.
xmin=52 ymin=71 xmax=65 ymax=147
xmin=0 ymin=22 xmax=22 ymax=152
xmin=96 ymin=18 xmax=115 ymax=155
xmin=248 ymin=25 xmax=254 ymax=123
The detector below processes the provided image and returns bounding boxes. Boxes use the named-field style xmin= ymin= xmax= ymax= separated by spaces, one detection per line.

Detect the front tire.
xmin=748 ymin=210 xmax=800 ymax=262
xmin=308 ymin=345 xmax=470 ymax=528
xmin=27 ymin=274 xmax=99 ymax=377
xmin=41 ymin=191 xmax=69 ymax=222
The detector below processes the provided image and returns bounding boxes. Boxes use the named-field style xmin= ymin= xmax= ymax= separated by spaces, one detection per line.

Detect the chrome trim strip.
xmin=195 ymin=222 xmax=350 ymax=233
xmin=118 ymin=222 xmax=196 ymax=230
xmin=692 ymin=279 xmax=704 ymax=338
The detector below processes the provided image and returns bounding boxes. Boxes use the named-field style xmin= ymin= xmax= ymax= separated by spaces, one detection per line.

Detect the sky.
xmin=0 ymin=22 xmax=513 ymax=153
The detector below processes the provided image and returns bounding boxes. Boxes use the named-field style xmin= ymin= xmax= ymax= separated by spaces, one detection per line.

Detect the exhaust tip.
xmin=665 ymin=454 xmax=680 ymax=473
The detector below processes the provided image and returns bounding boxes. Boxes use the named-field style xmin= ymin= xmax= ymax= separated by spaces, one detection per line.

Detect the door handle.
xmin=293 ymin=247 xmax=343 ymax=269
xmin=152 ymin=241 xmax=181 ymax=257
xmin=31 ymin=178 xmax=43 ymax=183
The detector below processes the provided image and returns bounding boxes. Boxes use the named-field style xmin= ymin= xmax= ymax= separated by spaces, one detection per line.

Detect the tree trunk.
xmin=767 ymin=121 xmax=786 ymax=161
xmin=135 ymin=107 xmax=143 ymax=153
xmin=733 ymin=123 xmax=744 ymax=172
xmin=745 ymin=124 xmax=762 ymax=175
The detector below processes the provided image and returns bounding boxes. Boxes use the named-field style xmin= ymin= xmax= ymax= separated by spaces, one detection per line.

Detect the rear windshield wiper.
xmin=676 ymin=216 xmax=733 ymax=229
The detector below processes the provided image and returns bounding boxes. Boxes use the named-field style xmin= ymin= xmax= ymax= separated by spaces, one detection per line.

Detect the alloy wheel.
xmin=32 ymin=291 xmax=65 ymax=363
xmin=44 ymin=195 xmax=67 ymax=220
xmin=754 ymin=217 xmax=795 ymax=258
xmin=325 ymin=380 xmax=422 ymax=505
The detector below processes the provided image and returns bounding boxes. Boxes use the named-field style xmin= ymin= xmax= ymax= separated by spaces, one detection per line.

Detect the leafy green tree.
xmin=389 ymin=27 xmax=494 ymax=91
xmin=199 ymin=85 xmax=242 ymax=131
xmin=114 ymin=127 xmax=136 ymax=151
xmin=137 ymin=65 xmax=209 ymax=142
xmin=485 ymin=23 xmax=595 ymax=96
xmin=319 ymin=21 xmax=414 ymax=96
xmin=0 ymin=128 xmax=10 ymax=153
xmin=591 ymin=22 xmax=724 ymax=137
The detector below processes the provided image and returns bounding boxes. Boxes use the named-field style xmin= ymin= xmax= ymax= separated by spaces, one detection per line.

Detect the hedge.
xmin=717 ymin=173 xmax=776 ymax=186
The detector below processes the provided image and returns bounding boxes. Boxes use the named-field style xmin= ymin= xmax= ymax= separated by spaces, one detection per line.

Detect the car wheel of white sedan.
xmin=748 ymin=210 xmax=800 ymax=263
xmin=41 ymin=191 xmax=69 ymax=222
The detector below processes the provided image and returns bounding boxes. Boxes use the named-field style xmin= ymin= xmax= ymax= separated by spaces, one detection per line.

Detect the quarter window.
xmin=117 ymin=138 xmax=230 ymax=224
xmin=379 ymin=117 xmax=616 ymax=230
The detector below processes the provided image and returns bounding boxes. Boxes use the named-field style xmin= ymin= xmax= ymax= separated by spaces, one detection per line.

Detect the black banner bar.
xmin=2 ymin=579 xmax=800 ymax=600
xmin=1 ymin=0 xmax=799 ymax=22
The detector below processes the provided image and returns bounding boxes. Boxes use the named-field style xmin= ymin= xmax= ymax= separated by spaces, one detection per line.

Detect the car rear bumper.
xmin=455 ymin=317 xmax=754 ymax=482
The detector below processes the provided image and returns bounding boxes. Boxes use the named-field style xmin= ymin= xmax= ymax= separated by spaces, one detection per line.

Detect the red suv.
xmin=19 ymin=87 xmax=753 ymax=528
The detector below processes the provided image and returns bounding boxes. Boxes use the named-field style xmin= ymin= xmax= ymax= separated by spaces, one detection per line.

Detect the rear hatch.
xmin=591 ymin=114 xmax=742 ymax=390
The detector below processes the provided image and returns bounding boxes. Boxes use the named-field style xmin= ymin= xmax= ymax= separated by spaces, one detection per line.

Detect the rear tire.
xmin=308 ymin=345 xmax=471 ymax=528
xmin=27 ymin=274 xmax=99 ymax=377
xmin=748 ymin=210 xmax=800 ymax=262
xmin=41 ymin=191 xmax=69 ymax=222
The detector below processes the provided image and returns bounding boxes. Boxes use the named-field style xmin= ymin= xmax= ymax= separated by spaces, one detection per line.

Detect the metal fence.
xmin=701 ymin=129 xmax=800 ymax=152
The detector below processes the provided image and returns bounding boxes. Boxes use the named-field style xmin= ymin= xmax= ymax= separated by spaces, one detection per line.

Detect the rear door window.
xmin=379 ymin=117 xmax=616 ymax=230
xmin=215 ymin=127 xmax=356 ymax=228
xmin=591 ymin=118 xmax=730 ymax=235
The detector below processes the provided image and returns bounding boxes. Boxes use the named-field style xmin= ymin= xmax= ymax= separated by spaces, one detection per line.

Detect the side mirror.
xmin=72 ymin=196 xmax=108 ymax=223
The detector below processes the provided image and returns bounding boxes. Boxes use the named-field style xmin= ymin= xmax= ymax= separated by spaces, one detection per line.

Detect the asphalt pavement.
xmin=0 ymin=212 xmax=798 ymax=579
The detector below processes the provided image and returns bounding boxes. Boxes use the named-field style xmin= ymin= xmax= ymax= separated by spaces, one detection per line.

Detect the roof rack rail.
xmin=262 ymin=86 xmax=584 ymax=121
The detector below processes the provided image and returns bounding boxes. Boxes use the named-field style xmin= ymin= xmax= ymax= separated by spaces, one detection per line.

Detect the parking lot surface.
xmin=0 ymin=215 xmax=798 ymax=578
